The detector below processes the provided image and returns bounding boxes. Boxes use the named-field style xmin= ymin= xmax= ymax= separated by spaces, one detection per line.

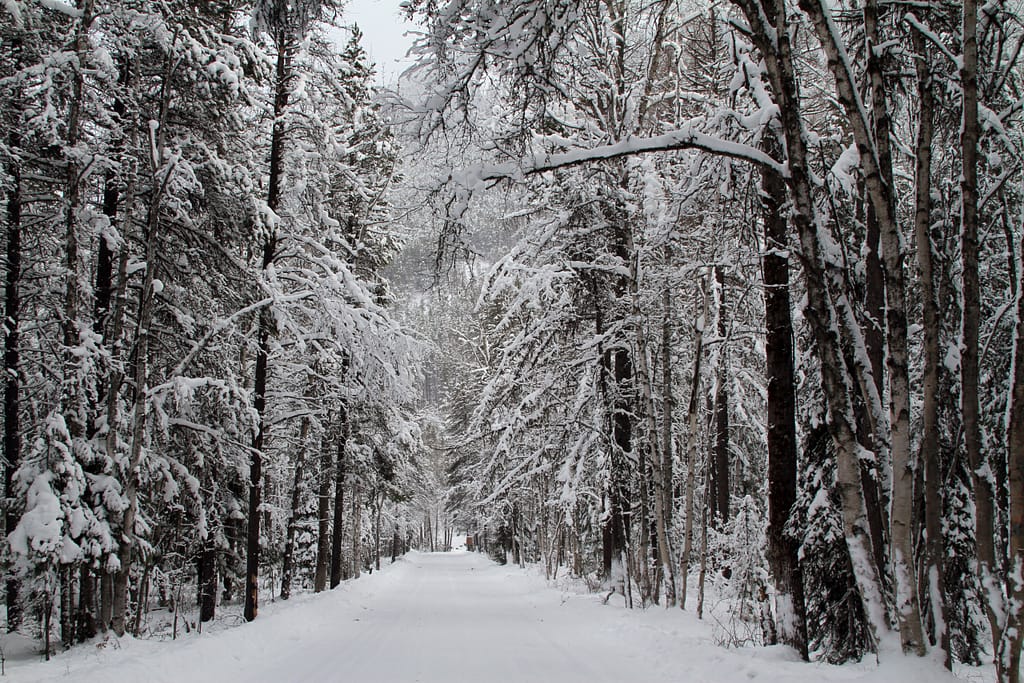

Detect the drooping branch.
xmin=453 ymin=126 xmax=788 ymax=190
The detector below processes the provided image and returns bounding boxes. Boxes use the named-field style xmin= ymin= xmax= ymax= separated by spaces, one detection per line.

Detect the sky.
xmin=342 ymin=0 xmax=419 ymax=83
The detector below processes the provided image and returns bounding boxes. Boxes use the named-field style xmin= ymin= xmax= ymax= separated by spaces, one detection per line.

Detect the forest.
xmin=1 ymin=0 xmax=1023 ymax=681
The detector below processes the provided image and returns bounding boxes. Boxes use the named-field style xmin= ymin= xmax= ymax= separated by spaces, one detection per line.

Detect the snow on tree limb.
xmin=453 ymin=127 xmax=787 ymax=190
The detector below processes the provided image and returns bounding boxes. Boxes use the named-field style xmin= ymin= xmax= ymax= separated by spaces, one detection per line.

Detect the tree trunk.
xmin=374 ymin=493 xmax=383 ymax=571
xmin=696 ymin=471 xmax=710 ymax=620
xmin=75 ymin=567 xmax=96 ymax=641
xmin=910 ymin=22 xmax=949 ymax=668
xmin=111 ymin=189 xmax=162 ymax=636
xmin=4 ymin=127 xmax=23 ymax=632
xmin=60 ymin=0 xmax=94 ymax=441
xmin=679 ymin=280 xmax=708 ymax=610
xmin=1003 ymin=247 xmax=1024 ymax=681
xmin=862 ymin=0 xmax=923 ymax=653
xmin=712 ymin=266 xmax=730 ymax=526
xmin=630 ymin=248 xmax=657 ymax=604
xmin=280 ymin=415 xmax=310 ymax=599
xmin=112 ymin=60 xmax=175 ymax=634
xmin=958 ymin=0 xmax=1003 ymax=660
xmin=60 ymin=566 xmax=75 ymax=647
xmin=99 ymin=572 xmax=112 ymax=632
xmin=245 ymin=29 xmax=290 ymax=624
xmin=855 ymin=181 xmax=890 ymax=586
xmin=198 ymin=536 xmax=216 ymax=623
xmin=759 ymin=137 xmax=809 ymax=660
xmin=657 ymin=265 xmax=677 ymax=606
xmin=313 ymin=431 xmax=332 ymax=593
xmin=330 ymin=405 xmax=348 ymax=588
xmin=797 ymin=0 xmax=928 ymax=648
xmin=99 ymin=61 xmax=138 ymax=632
xmin=351 ymin=475 xmax=362 ymax=579
xmin=732 ymin=0 xmax=889 ymax=642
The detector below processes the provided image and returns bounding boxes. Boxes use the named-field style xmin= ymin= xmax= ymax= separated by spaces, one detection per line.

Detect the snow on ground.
xmin=2 ymin=551 xmax=980 ymax=682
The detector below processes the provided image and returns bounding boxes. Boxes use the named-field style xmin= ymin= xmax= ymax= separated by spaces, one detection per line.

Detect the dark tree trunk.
xmin=760 ymin=136 xmax=809 ymax=660
xmin=910 ymin=22 xmax=949 ymax=667
xmin=609 ymin=345 xmax=631 ymax=570
xmin=60 ymin=0 xmax=94 ymax=442
xmin=374 ymin=493 xmax=383 ymax=571
xmin=99 ymin=572 xmax=112 ymax=632
xmin=198 ymin=537 xmax=216 ymax=622
xmin=330 ymin=405 xmax=349 ymax=589
xmin=280 ymin=416 xmax=310 ymax=600
xmin=245 ymin=30 xmax=290 ymax=624
xmin=75 ymin=567 xmax=96 ymax=641
xmin=711 ymin=383 xmax=729 ymax=523
xmin=712 ymin=266 xmax=730 ymax=526
xmin=679 ymin=282 xmax=707 ymax=610
xmin=856 ymin=188 xmax=891 ymax=592
xmin=94 ymin=178 xmax=116 ymax=331
xmin=314 ymin=432 xmax=332 ymax=593
xmin=351 ymin=475 xmax=363 ymax=579
xmin=112 ymin=53 xmax=174 ymax=635
xmin=958 ymin=0 xmax=1002 ymax=662
xmin=4 ymin=129 xmax=23 ymax=632
xmin=657 ymin=261 xmax=677 ymax=606
xmin=244 ymin=250 xmax=273 ymax=622
xmin=61 ymin=566 xmax=75 ymax=647
xmin=593 ymin=219 xmax=632 ymax=587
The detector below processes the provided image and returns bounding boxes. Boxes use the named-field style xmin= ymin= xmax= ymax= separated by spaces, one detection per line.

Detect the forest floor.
xmin=1 ymin=551 xmax=984 ymax=682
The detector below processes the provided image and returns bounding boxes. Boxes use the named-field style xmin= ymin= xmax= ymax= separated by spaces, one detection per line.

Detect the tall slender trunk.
xmin=374 ymin=492 xmax=383 ymax=571
xmin=87 ymin=60 xmax=130 ymax=639
xmin=712 ymin=266 xmax=730 ymax=526
xmin=112 ymin=56 xmax=175 ymax=635
xmin=857 ymin=179 xmax=891 ymax=601
xmin=959 ymin=0 xmax=1002 ymax=660
xmin=679 ymin=280 xmax=708 ymax=610
xmin=245 ymin=30 xmax=290 ymax=623
xmin=910 ymin=24 xmax=949 ymax=668
xmin=351 ymin=475 xmax=362 ymax=579
xmin=313 ymin=431 xmax=332 ymax=593
xmin=598 ymin=217 xmax=633 ymax=590
xmin=696 ymin=470 xmax=711 ymax=619
xmin=61 ymin=0 xmax=94 ymax=440
xmin=280 ymin=415 xmax=310 ymax=599
xmin=796 ymin=0 xmax=925 ymax=648
xmin=631 ymin=251 xmax=656 ymax=604
xmin=1003 ymin=243 xmax=1024 ymax=681
xmin=732 ymin=0 xmax=889 ymax=642
xmin=759 ymin=135 xmax=808 ymax=660
xmin=657 ymin=259 xmax=677 ymax=606
xmin=99 ymin=59 xmax=137 ymax=635
xmin=111 ymin=159 xmax=170 ymax=637
xmin=198 ymin=535 xmax=216 ymax=622
xmin=4 ymin=128 xmax=23 ymax=632
xmin=330 ymin=405 xmax=349 ymax=588
xmin=863 ymin=0 xmax=923 ymax=653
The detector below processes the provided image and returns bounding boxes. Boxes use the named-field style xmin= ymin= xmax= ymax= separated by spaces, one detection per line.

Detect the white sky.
xmin=342 ymin=0 xmax=419 ymax=84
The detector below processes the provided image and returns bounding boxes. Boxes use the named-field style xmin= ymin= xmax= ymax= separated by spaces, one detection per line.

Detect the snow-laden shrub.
xmin=712 ymin=495 xmax=773 ymax=649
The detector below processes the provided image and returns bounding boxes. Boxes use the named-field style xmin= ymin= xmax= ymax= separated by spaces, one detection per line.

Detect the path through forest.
xmin=11 ymin=552 xmax=965 ymax=682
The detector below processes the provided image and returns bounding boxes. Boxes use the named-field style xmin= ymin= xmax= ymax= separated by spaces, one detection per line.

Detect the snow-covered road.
xmin=11 ymin=551 xmax=968 ymax=682
xmin=250 ymin=551 xmax=648 ymax=682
